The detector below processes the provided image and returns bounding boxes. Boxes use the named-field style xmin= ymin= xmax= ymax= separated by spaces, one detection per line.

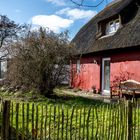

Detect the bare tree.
xmin=0 ymin=15 xmax=24 ymax=60
xmin=7 ymin=27 xmax=74 ymax=96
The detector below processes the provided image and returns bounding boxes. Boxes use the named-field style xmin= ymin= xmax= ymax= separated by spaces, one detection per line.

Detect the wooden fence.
xmin=0 ymin=100 xmax=140 ymax=140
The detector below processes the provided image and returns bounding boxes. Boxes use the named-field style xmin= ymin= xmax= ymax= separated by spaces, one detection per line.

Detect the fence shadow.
xmin=43 ymin=93 xmax=106 ymax=106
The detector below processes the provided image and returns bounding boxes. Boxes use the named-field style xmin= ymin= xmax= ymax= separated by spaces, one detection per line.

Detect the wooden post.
xmin=16 ymin=103 xmax=19 ymax=140
xmin=127 ymin=100 xmax=132 ymax=140
xmin=22 ymin=103 xmax=25 ymax=140
xmin=32 ymin=103 xmax=35 ymax=140
xmin=40 ymin=105 xmax=43 ymax=140
xmin=35 ymin=105 xmax=38 ymax=140
xmin=65 ymin=107 xmax=68 ymax=140
xmin=86 ymin=106 xmax=91 ymax=140
xmin=44 ymin=105 xmax=48 ymax=140
xmin=61 ymin=106 xmax=64 ymax=140
xmin=70 ymin=106 xmax=74 ymax=140
xmin=110 ymin=87 xmax=112 ymax=99
xmin=26 ymin=103 xmax=29 ymax=139
xmin=2 ymin=101 xmax=11 ymax=140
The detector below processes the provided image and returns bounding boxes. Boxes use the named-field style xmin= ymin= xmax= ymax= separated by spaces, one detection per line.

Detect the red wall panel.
xmin=110 ymin=51 xmax=140 ymax=86
xmin=71 ymin=50 xmax=140 ymax=92
xmin=71 ymin=56 xmax=101 ymax=92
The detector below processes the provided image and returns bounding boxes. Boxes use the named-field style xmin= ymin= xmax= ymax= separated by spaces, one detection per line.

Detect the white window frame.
xmin=76 ymin=59 xmax=80 ymax=74
xmin=106 ymin=19 xmax=120 ymax=35
xmin=102 ymin=58 xmax=111 ymax=95
xmin=0 ymin=60 xmax=7 ymax=80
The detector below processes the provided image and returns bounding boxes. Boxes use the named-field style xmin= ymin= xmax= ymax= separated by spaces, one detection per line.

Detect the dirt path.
xmin=55 ymin=88 xmax=117 ymax=103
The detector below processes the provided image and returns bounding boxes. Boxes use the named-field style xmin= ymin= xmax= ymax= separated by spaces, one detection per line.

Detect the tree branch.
xmin=70 ymin=0 xmax=105 ymax=8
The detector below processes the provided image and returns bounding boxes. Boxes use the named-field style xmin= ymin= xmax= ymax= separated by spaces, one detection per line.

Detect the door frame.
xmin=102 ymin=58 xmax=111 ymax=95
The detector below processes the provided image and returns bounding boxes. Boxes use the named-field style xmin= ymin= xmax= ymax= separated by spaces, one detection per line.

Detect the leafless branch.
xmin=70 ymin=0 xmax=105 ymax=8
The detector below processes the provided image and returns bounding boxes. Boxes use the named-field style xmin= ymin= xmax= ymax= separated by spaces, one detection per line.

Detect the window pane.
xmin=106 ymin=19 xmax=120 ymax=35
xmin=0 ymin=61 xmax=7 ymax=79
xmin=76 ymin=60 xmax=80 ymax=73
xmin=104 ymin=60 xmax=110 ymax=91
xmin=115 ymin=22 xmax=120 ymax=30
xmin=110 ymin=22 xmax=113 ymax=25
xmin=109 ymin=23 xmax=115 ymax=33
xmin=115 ymin=19 xmax=119 ymax=23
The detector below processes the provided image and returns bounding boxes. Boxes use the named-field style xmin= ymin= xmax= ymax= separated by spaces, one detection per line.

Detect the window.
xmin=106 ymin=19 xmax=120 ymax=35
xmin=76 ymin=59 xmax=80 ymax=73
xmin=0 ymin=61 xmax=7 ymax=79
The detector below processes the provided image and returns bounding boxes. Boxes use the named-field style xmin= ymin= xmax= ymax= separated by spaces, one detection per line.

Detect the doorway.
xmin=102 ymin=58 xmax=110 ymax=95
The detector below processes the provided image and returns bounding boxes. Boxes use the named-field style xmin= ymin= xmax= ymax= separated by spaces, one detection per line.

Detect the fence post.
xmin=127 ymin=100 xmax=132 ymax=140
xmin=2 ymin=100 xmax=11 ymax=140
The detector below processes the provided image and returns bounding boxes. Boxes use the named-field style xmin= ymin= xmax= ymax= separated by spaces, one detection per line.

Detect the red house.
xmin=71 ymin=0 xmax=140 ymax=96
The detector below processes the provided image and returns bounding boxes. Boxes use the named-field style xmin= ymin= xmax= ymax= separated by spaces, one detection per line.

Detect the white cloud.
xmin=31 ymin=15 xmax=73 ymax=32
xmin=45 ymin=0 xmax=66 ymax=6
xmin=15 ymin=9 xmax=22 ymax=13
xmin=57 ymin=8 xmax=97 ymax=20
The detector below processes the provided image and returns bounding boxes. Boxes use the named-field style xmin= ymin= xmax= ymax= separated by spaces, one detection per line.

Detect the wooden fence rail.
xmin=0 ymin=100 xmax=140 ymax=140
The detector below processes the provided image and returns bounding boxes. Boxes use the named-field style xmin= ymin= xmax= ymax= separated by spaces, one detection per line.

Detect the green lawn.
xmin=0 ymin=89 xmax=105 ymax=106
xmin=0 ymin=91 xmax=140 ymax=140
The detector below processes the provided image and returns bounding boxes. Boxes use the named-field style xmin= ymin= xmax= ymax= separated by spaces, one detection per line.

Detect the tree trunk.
xmin=39 ymin=71 xmax=54 ymax=97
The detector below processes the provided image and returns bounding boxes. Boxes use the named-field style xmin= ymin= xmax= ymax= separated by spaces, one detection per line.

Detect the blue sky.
xmin=0 ymin=0 xmax=113 ymax=39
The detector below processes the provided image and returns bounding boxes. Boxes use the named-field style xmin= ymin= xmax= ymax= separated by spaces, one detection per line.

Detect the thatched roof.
xmin=72 ymin=0 xmax=140 ymax=55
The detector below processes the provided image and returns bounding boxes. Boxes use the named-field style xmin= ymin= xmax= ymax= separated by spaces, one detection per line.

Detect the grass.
xmin=0 ymin=90 xmax=140 ymax=139
xmin=9 ymin=102 xmax=114 ymax=139
xmin=7 ymin=101 xmax=140 ymax=140
xmin=0 ymin=89 xmax=106 ymax=106
xmin=0 ymin=89 xmax=111 ymax=140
